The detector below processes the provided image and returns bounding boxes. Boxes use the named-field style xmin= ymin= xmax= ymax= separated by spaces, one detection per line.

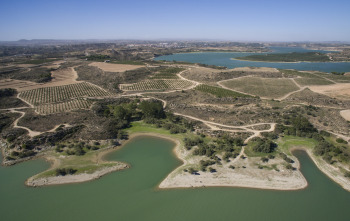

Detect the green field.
xmin=195 ymin=84 xmax=252 ymax=98
xmin=245 ymin=136 xmax=317 ymax=158
xmin=221 ymin=77 xmax=299 ymax=99
xmin=33 ymin=150 xmax=123 ymax=179
xmin=277 ymin=136 xmax=318 ymax=156
xmin=236 ymin=52 xmax=330 ymax=62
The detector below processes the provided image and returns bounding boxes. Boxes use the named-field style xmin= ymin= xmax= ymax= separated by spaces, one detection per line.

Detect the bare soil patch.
xmin=340 ymin=110 xmax=350 ymax=121
xmin=0 ymin=67 xmax=79 ymax=92
xmin=309 ymin=83 xmax=350 ymax=100
xmin=89 ymin=62 xmax=144 ymax=72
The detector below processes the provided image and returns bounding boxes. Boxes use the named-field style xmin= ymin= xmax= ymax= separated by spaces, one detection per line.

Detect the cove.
xmin=1 ymin=136 xmax=350 ymax=221
xmin=154 ymin=47 xmax=350 ymax=73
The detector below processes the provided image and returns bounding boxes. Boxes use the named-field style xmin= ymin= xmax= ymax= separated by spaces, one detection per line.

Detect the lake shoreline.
xmin=290 ymin=147 xmax=350 ymax=192
xmin=23 ymin=132 xmax=180 ymax=187
xmin=6 ymin=132 xmax=350 ymax=192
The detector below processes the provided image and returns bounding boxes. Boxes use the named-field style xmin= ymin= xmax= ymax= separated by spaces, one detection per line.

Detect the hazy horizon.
xmin=1 ymin=0 xmax=349 ymax=42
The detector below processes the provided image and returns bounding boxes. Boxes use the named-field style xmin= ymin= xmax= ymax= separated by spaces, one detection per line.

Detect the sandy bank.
xmin=309 ymin=83 xmax=350 ymax=99
xmin=159 ymin=145 xmax=308 ymax=190
xmin=26 ymin=163 xmax=129 ymax=187
xmin=340 ymin=110 xmax=350 ymax=121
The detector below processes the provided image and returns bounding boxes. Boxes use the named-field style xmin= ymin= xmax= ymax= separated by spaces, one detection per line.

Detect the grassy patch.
xmin=277 ymin=136 xmax=318 ymax=156
xmin=34 ymin=149 xmax=122 ymax=179
xmin=221 ymin=77 xmax=299 ymax=99
xmin=126 ymin=121 xmax=199 ymax=141
xmin=244 ymin=144 xmax=273 ymax=157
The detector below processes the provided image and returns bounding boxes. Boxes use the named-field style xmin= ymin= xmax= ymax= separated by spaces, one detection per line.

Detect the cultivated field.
xmin=35 ymin=99 xmax=93 ymax=115
xmin=221 ymin=77 xmax=299 ymax=99
xmin=89 ymin=62 xmax=144 ymax=72
xmin=195 ymin=84 xmax=252 ymax=98
xmin=19 ymin=82 xmax=112 ymax=105
xmin=120 ymin=79 xmax=194 ymax=91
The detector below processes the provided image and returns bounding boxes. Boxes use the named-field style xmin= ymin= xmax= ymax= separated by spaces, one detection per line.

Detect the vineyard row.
xmin=120 ymin=79 xmax=193 ymax=91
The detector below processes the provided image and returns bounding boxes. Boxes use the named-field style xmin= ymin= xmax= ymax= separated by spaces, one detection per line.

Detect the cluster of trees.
xmin=144 ymin=111 xmax=195 ymax=134
xmin=95 ymin=98 xmax=196 ymax=139
xmin=280 ymin=115 xmax=317 ymax=137
xmin=0 ymin=88 xmax=16 ymax=97
xmin=10 ymin=150 xmax=36 ymax=159
xmin=336 ymin=138 xmax=348 ymax=144
xmin=251 ymin=137 xmax=277 ymax=153
xmin=314 ymin=140 xmax=344 ymax=163
xmin=104 ymin=99 xmax=166 ymax=138
xmin=24 ymin=125 xmax=85 ymax=148
xmin=191 ymin=133 xmax=242 ymax=163
xmin=56 ymin=141 xmax=101 ymax=156
xmin=55 ymin=168 xmax=77 ymax=176
xmin=199 ymin=160 xmax=216 ymax=171
xmin=279 ymin=153 xmax=294 ymax=164
xmin=183 ymin=136 xmax=204 ymax=150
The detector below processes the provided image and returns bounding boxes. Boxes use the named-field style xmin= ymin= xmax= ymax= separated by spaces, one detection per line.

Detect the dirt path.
xmin=177 ymin=69 xmax=201 ymax=89
xmin=276 ymin=78 xmax=307 ymax=101
xmin=9 ymin=110 xmax=42 ymax=137
xmin=7 ymin=108 xmax=72 ymax=137
xmin=119 ymin=70 xmax=277 ymax=144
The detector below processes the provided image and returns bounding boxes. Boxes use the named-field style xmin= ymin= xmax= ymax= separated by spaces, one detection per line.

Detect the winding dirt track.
xmin=122 ymin=68 xmax=277 ymax=144
xmin=6 ymin=65 xmax=345 ymax=146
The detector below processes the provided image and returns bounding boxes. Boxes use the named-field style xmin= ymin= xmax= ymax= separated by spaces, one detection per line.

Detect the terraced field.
xmin=221 ymin=77 xmax=299 ymax=99
xmin=19 ymin=82 xmax=111 ymax=105
xmin=120 ymin=80 xmax=194 ymax=91
xmin=195 ymin=84 xmax=252 ymax=98
xmin=35 ymin=99 xmax=93 ymax=115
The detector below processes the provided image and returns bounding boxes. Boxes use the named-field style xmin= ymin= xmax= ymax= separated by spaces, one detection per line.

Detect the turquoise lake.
xmin=155 ymin=47 xmax=350 ymax=72
xmin=1 ymin=135 xmax=350 ymax=221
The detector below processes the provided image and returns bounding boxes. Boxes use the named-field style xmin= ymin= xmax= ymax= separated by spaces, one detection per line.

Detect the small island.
xmin=235 ymin=52 xmax=331 ymax=62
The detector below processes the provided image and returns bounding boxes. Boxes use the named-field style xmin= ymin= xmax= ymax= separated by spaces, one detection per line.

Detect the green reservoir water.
xmin=155 ymin=47 xmax=350 ymax=72
xmin=1 ymin=135 xmax=350 ymax=221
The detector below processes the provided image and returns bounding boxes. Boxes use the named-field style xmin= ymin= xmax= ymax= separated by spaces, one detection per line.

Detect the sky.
xmin=0 ymin=0 xmax=349 ymax=42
